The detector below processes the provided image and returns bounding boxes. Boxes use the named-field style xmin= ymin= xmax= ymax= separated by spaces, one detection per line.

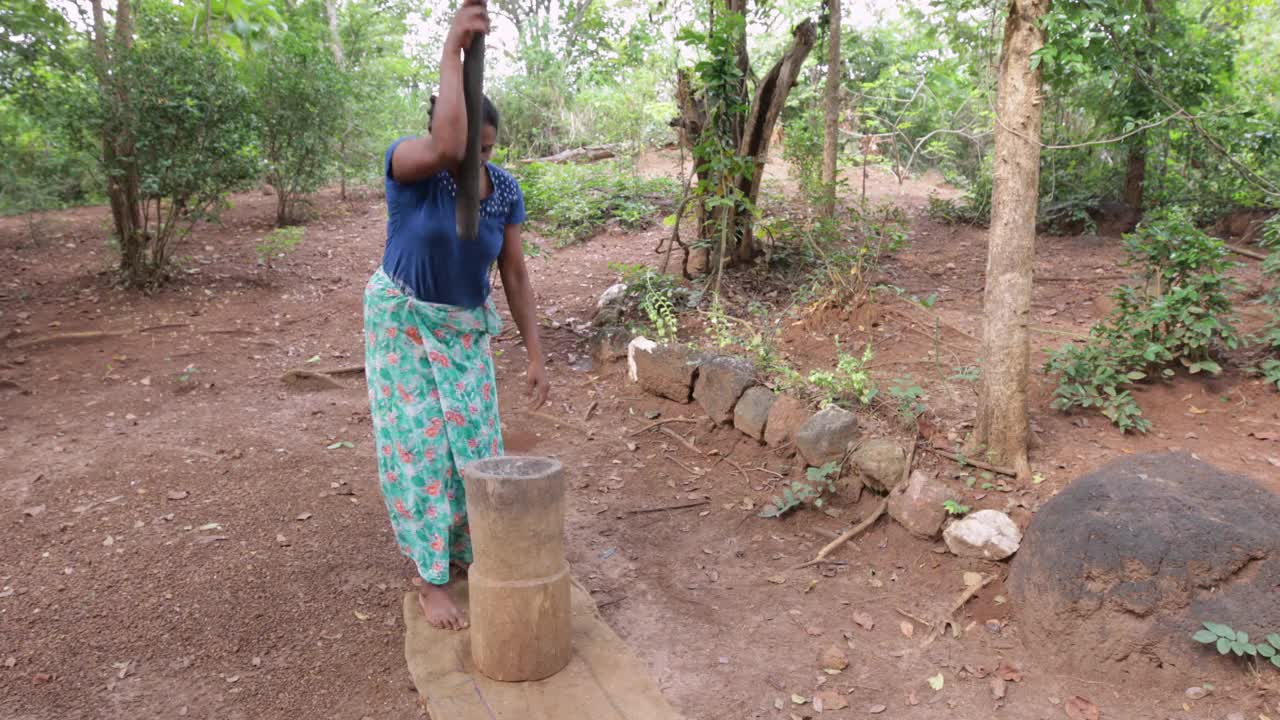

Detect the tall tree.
xmin=820 ymin=0 xmax=841 ymax=217
xmin=973 ymin=0 xmax=1049 ymax=481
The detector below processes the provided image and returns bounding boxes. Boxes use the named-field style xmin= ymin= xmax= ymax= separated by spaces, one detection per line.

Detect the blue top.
xmin=381 ymin=136 xmax=527 ymax=308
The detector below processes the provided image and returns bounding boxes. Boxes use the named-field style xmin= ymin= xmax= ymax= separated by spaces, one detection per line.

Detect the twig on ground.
xmin=791 ymin=498 xmax=889 ymax=570
xmin=923 ymin=573 xmax=997 ymax=646
xmin=660 ymin=425 xmax=704 ymax=456
xmin=922 ymin=444 xmax=1018 ymax=478
xmin=628 ymin=417 xmax=698 ymax=436
xmin=624 ymin=499 xmax=709 ymax=515
xmin=138 ymin=323 xmax=193 ymax=333
xmin=663 ymin=454 xmax=703 ymax=476
xmin=1226 ymin=244 xmax=1267 ymax=261
xmin=726 ymin=458 xmax=751 ymax=485
xmin=753 ymin=465 xmax=786 ymax=479
xmin=7 ymin=330 xmax=129 ymax=349
xmin=895 ymin=607 xmax=936 ymax=629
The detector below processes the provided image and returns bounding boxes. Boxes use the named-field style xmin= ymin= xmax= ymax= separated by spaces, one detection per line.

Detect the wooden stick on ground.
xmin=624 ymin=499 xmax=709 ymax=515
xmin=922 ymin=574 xmax=997 ymax=646
xmin=790 ymin=498 xmax=889 ymax=570
xmin=1226 ymin=244 xmax=1267 ymax=261
xmin=658 ymin=425 xmax=703 ymax=456
xmin=791 ymin=430 xmax=919 ymax=571
xmin=628 ymin=417 xmax=698 ymax=436
xmin=922 ymin=444 xmax=1018 ymax=478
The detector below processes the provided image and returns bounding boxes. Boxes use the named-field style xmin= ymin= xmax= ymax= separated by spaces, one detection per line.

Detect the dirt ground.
xmin=3 ymin=154 xmax=1279 ymax=720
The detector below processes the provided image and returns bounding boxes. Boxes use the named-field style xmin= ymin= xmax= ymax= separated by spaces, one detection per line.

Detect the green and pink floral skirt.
xmin=362 ymin=269 xmax=504 ymax=586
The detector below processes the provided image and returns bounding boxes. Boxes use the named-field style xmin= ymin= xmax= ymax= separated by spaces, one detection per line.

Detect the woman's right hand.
xmin=445 ymin=0 xmax=490 ymax=54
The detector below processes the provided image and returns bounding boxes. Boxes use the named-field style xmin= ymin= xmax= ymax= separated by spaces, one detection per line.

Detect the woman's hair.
xmin=428 ymin=94 xmax=500 ymax=131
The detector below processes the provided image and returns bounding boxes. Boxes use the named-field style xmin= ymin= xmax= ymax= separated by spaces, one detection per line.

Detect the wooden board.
xmin=403 ymin=580 xmax=684 ymax=720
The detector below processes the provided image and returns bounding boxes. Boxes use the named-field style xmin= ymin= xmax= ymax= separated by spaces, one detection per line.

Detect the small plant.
xmin=255 ymin=226 xmax=305 ymax=268
xmin=516 ymin=160 xmax=677 ymax=246
xmin=1192 ymin=622 xmax=1280 ymax=670
xmin=942 ymin=499 xmax=970 ymax=516
xmin=949 ymin=365 xmax=980 ymax=383
xmin=608 ymin=263 xmax=687 ymax=343
xmin=887 ymin=378 xmax=927 ymax=425
xmin=808 ymin=342 xmax=877 ymax=408
xmin=759 ymin=461 xmax=841 ymax=518
xmin=1045 ymin=207 xmax=1238 ymax=432
xmin=1253 ymin=214 xmax=1280 ymax=390
xmin=704 ymin=299 xmax=802 ymax=391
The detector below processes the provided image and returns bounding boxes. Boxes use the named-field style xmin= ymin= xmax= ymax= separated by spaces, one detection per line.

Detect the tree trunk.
xmin=731 ymin=19 xmax=817 ymax=263
xmin=324 ymin=0 xmax=344 ymax=65
xmin=1123 ymin=138 xmax=1145 ymax=210
xmin=820 ymin=0 xmax=842 ymax=217
xmin=972 ymin=0 xmax=1048 ymax=482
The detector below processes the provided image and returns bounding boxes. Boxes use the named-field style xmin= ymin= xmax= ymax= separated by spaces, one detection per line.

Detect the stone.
xmin=887 ymin=470 xmax=951 ymax=539
xmin=733 ymin=386 xmax=775 ymax=441
xmin=693 ymin=356 xmax=756 ymax=425
xmin=763 ymin=395 xmax=810 ymax=450
xmin=589 ymin=326 xmax=631 ymax=365
xmin=628 ymin=340 xmax=699 ymax=403
xmin=1009 ymin=452 xmax=1280 ymax=681
xmin=596 ymin=283 xmax=627 ymax=311
xmin=849 ymin=439 xmax=907 ymax=492
xmin=795 ymin=406 xmax=859 ymax=467
xmin=943 ymin=510 xmax=1021 ymax=560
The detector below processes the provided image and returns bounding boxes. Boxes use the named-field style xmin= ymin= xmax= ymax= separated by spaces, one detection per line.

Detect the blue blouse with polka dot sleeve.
xmin=380 ymin=136 xmax=527 ymax=309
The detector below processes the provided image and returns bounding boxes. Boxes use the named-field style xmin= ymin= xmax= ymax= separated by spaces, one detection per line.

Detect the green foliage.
xmin=515 ymin=160 xmax=676 ymax=245
xmin=608 ymin=262 xmax=688 ymax=342
xmin=704 ymin=299 xmax=802 ymax=391
xmin=942 ymin=499 xmax=970 ymax=516
xmin=249 ymin=31 xmax=348 ymax=226
xmin=925 ymin=166 xmax=992 ymax=226
xmin=1046 ymin=208 xmax=1239 ymax=431
xmin=1254 ymin=214 xmax=1280 ymax=390
xmin=887 ymin=379 xmax=927 ymax=425
xmin=759 ymin=461 xmax=841 ymax=518
xmin=1192 ymin=622 xmax=1280 ymax=670
xmin=107 ymin=36 xmax=258 ymax=283
xmin=808 ymin=342 xmax=877 ymax=408
xmin=255 ymin=225 xmax=304 ymax=267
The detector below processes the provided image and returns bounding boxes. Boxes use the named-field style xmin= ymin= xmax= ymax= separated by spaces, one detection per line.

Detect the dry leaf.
xmin=963 ymin=571 xmax=983 ymax=588
xmin=353 ymin=610 xmax=370 ymax=621
xmin=814 ymin=690 xmax=848 ymax=712
xmin=295 ymin=512 xmax=312 ymax=521
xmin=102 ymin=535 xmax=115 ymax=547
xmin=22 ymin=505 xmax=45 ymax=517
xmin=804 ymin=579 xmax=819 ymax=593
xmin=1250 ymin=430 xmax=1277 ymax=441
xmin=774 ymin=698 xmax=784 ymax=711
xmin=927 ymin=673 xmax=944 ymax=691
xmin=767 ymin=575 xmax=787 ymax=585
xmin=868 ymin=704 xmax=887 ymax=714
xmin=3 ymin=657 xmax=15 ymax=668
xmin=990 ymin=676 xmax=1007 ymax=700
xmin=1188 ymin=405 xmax=1207 ymax=415
xmin=852 ymin=611 xmax=875 ymax=630
xmin=899 ymin=620 xmax=915 ymax=638
xmin=791 ymin=693 xmax=808 ymax=705
xmin=1064 ymin=695 xmax=1099 ymax=720
xmin=819 ymin=644 xmax=849 ymax=672
xmin=996 ymin=661 xmax=1024 ymax=682
xmin=166 ymin=490 xmax=189 ymax=500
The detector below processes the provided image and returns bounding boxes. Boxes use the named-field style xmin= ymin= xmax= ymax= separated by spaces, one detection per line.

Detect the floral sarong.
xmin=363 ymin=268 xmax=504 ymax=585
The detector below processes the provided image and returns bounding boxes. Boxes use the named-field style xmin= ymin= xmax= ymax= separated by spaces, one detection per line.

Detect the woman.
xmin=363 ymin=0 xmax=548 ymax=631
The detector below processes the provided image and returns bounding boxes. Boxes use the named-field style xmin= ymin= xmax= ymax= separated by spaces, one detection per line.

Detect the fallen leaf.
xmin=1188 ymin=405 xmax=1207 ymax=415
xmin=112 ymin=660 xmax=131 ymax=679
xmin=22 ymin=505 xmax=45 ymax=517
xmin=276 ymin=534 xmax=290 ymax=546
xmin=767 ymin=575 xmax=786 ymax=585
xmin=1064 ymin=695 xmax=1099 ymax=720
xmin=1250 ymin=430 xmax=1277 ymax=441
xmin=3 ymin=657 xmax=15 ymax=668
xmin=905 ymin=691 xmax=919 ymax=706
xmin=990 ymin=676 xmax=1007 ymax=700
xmin=899 ymin=620 xmax=915 ymax=638
xmin=791 ymin=693 xmax=808 ymax=705
xmin=196 ymin=522 xmax=221 ymax=531
xmin=194 ymin=535 xmax=227 ymax=544
xmin=325 ymin=440 xmax=355 ymax=450
xmin=102 ymin=535 xmax=114 ymax=547
xmin=31 ymin=672 xmax=52 ymax=686
xmin=819 ymin=644 xmax=849 ymax=672
xmin=814 ymin=690 xmax=848 ymax=712
xmin=166 ymin=490 xmax=189 ymax=500
xmin=774 ymin=698 xmax=784 ymax=711
xmin=1267 ymin=457 xmax=1280 ymax=468
xmin=867 ymin=704 xmax=886 ymax=714
xmin=963 ymin=571 xmax=983 ymax=588
xmin=140 ymin=376 xmax=151 ymax=386
xmin=225 ymin=674 xmax=239 ymax=683
xmin=804 ymin=579 xmax=819 ymax=593
xmin=353 ymin=610 xmax=370 ymax=621
xmin=1184 ymin=686 xmax=1207 ymax=700
xmin=305 ymin=355 xmax=321 ymax=364
xmin=295 ymin=512 xmax=312 ymax=521
xmin=927 ymin=673 xmax=944 ymax=691
xmin=852 ymin=611 xmax=875 ymax=630
xmin=996 ymin=661 xmax=1023 ymax=682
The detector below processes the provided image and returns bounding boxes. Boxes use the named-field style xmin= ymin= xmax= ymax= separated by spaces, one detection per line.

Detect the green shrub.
xmin=1193 ymin=622 xmax=1280 ymax=670
xmin=515 ymin=160 xmax=676 ymax=245
xmin=255 ymin=226 xmax=305 ymax=268
xmin=759 ymin=461 xmax=840 ymax=518
xmin=1045 ymin=207 xmax=1239 ymax=431
xmin=1254 ymin=213 xmax=1280 ymax=390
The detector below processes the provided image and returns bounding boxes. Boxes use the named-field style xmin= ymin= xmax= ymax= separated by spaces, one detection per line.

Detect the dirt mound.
xmin=1009 ymin=452 xmax=1280 ymax=682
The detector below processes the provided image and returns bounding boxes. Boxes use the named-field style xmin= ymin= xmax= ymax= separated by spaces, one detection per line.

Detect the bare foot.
xmin=413 ymin=577 xmax=468 ymax=630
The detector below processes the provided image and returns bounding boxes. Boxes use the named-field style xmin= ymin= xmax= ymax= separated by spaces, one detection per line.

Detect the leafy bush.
xmin=255 ymin=226 xmax=305 ymax=268
xmin=608 ymin=262 xmax=688 ymax=342
xmin=925 ymin=167 xmax=992 ymax=226
xmin=759 ymin=461 xmax=840 ymax=518
xmin=1255 ymin=214 xmax=1280 ymax=390
xmin=808 ymin=342 xmax=877 ymax=408
xmin=249 ymin=34 xmax=348 ymax=226
xmin=1193 ymin=622 xmax=1280 ymax=670
xmin=1045 ymin=208 xmax=1239 ymax=431
xmin=887 ymin=379 xmax=927 ymax=425
xmin=516 ymin=160 xmax=676 ymax=245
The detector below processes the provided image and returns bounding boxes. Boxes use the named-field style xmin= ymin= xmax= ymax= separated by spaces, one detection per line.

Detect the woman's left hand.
xmin=526 ymin=359 xmax=549 ymax=409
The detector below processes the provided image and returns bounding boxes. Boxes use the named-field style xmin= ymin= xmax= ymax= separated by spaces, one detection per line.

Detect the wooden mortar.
xmin=462 ymin=456 xmax=571 ymax=681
